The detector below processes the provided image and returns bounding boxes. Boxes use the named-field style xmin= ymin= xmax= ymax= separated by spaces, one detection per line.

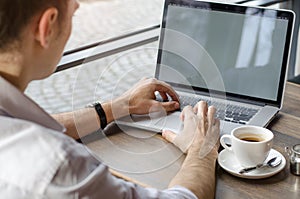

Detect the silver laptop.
xmin=116 ymin=0 xmax=295 ymax=135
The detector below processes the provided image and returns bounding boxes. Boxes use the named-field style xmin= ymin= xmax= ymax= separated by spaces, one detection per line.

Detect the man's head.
xmin=0 ymin=0 xmax=67 ymax=51
xmin=0 ymin=0 xmax=79 ymax=88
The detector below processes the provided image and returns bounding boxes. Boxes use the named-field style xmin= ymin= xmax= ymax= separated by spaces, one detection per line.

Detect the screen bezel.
xmin=155 ymin=0 xmax=295 ymax=107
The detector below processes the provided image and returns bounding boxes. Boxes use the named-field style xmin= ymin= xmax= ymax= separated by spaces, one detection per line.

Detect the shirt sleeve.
xmin=45 ymin=140 xmax=198 ymax=199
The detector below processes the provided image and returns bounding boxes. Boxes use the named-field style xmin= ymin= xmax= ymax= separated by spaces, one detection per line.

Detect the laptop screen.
xmin=155 ymin=0 xmax=294 ymax=106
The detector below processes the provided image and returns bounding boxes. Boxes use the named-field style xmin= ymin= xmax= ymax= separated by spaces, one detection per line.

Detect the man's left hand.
xmin=119 ymin=78 xmax=180 ymax=115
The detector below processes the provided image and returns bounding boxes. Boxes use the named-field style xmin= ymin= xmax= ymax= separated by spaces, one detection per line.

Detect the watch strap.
xmin=88 ymin=102 xmax=107 ymax=130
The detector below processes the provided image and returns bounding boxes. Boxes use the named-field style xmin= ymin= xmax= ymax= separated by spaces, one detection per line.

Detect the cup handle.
xmin=220 ymin=135 xmax=233 ymax=152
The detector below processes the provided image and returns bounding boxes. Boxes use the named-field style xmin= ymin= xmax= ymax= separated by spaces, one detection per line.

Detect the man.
xmin=0 ymin=0 xmax=220 ymax=198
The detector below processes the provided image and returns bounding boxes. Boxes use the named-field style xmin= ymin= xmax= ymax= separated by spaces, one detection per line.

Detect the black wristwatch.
xmin=86 ymin=102 xmax=107 ymax=130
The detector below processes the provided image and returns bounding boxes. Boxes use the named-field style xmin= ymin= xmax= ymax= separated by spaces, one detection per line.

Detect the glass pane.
xmin=65 ymin=0 xmax=164 ymax=51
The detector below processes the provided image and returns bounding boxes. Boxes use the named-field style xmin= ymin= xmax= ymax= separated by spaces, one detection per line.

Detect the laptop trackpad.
xmin=116 ymin=112 xmax=183 ymax=133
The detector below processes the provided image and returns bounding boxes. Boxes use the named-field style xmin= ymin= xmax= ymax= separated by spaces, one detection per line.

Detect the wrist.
xmin=182 ymin=153 xmax=217 ymax=174
xmin=185 ymin=146 xmax=218 ymax=165
xmin=86 ymin=102 xmax=107 ymax=129
xmin=101 ymin=97 xmax=130 ymax=123
xmin=113 ymin=96 xmax=131 ymax=117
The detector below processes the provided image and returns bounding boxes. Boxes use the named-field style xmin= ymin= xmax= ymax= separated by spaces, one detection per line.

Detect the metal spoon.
xmin=239 ymin=156 xmax=282 ymax=174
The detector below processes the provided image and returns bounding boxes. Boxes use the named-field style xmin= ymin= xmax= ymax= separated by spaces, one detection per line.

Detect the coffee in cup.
xmin=236 ymin=133 xmax=265 ymax=142
xmin=220 ymin=125 xmax=274 ymax=167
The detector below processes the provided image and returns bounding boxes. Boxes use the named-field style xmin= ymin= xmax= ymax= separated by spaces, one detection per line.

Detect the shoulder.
xmin=0 ymin=115 xmax=93 ymax=196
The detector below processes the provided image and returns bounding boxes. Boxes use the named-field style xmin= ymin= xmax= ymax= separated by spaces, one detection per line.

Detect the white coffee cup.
xmin=220 ymin=125 xmax=274 ymax=167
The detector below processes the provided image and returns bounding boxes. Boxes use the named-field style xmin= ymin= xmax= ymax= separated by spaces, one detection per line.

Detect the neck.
xmin=0 ymin=52 xmax=29 ymax=92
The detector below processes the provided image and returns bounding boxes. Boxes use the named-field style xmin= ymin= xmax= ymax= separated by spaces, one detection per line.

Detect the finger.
xmin=195 ymin=101 xmax=208 ymax=134
xmin=214 ymin=118 xmax=220 ymax=128
xmin=195 ymin=101 xmax=208 ymax=117
xmin=160 ymin=101 xmax=180 ymax=112
xmin=181 ymin=105 xmax=194 ymax=120
xmin=179 ymin=105 xmax=193 ymax=123
xmin=193 ymin=100 xmax=207 ymax=113
xmin=182 ymin=106 xmax=198 ymax=133
xmin=207 ymin=106 xmax=217 ymax=124
xmin=154 ymin=81 xmax=180 ymax=102
xmin=193 ymin=103 xmax=198 ymax=113
xmin=162 ymin=129 xmax=177 ymax=143
xmin=159 ymin=91 xmax=168 ymax=101
xmin=180 ymin=111 xmax=184 ymax=121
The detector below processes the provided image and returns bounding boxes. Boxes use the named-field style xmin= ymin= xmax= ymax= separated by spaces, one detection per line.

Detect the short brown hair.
xmin=0 ymin=0 xmax=66 ymax=50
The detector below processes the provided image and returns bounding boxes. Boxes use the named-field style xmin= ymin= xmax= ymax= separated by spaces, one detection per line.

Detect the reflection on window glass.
xmin=66 ymin=0 xmax=164 ymax=51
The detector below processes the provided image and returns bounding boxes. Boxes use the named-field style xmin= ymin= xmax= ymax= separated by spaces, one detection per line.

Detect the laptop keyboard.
xmin=179 ymin=95 xmax=258 ymax=125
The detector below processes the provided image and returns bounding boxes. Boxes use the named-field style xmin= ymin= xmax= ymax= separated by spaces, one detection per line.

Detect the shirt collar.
xmin=0 ymin=76 xmax=65 ymax=132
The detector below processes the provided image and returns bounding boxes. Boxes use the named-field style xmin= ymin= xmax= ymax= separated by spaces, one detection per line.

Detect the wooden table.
xmin=84 ymin=82 xmax=300 ymax=199
xmin=216 ymin=82 xmax=300 ymax=198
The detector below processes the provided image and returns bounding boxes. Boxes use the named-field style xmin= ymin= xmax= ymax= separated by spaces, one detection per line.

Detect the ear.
xmin=35 ymin=8 xmax=59 ymax=48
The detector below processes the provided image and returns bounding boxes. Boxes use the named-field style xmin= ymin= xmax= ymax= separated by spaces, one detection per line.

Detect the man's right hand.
xmin=163 ymin=101 xmax=220 ymax=199
xmin=162 ymin=101 xmax=220 ymax=157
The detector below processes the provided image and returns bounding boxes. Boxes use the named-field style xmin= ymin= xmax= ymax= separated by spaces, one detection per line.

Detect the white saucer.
xmin=218 ymin=149 xmax=286 ymax=179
